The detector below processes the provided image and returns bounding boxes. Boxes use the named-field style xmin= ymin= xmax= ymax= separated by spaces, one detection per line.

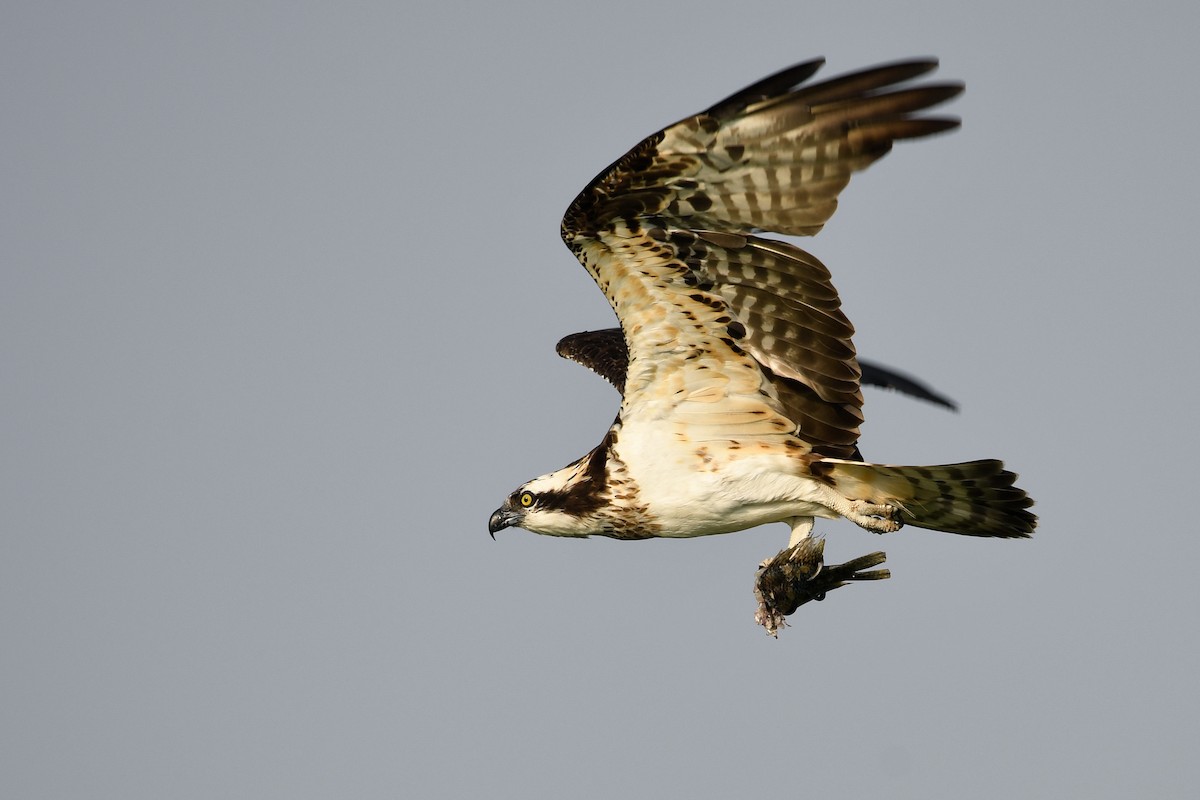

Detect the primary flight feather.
xmin=488 ymin=58 xmax=1035 ymax=633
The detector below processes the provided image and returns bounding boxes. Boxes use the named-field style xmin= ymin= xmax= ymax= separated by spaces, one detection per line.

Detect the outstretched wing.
xmin=560 ymin=59 xmax=961 ymax=456
xmin=557 ymin=328 xmax=957 ymax=410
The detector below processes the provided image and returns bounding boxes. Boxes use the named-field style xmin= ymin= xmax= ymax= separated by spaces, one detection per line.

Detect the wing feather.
xmin=556 ymin=328 xmax=958 ymax=446
xmin=558 ymin=58 xmax=961 ymax=455
xmin=556 ymin=329 xmax=630 ymax=393
xmin=563 ymin=59 xmax=962 ymax=240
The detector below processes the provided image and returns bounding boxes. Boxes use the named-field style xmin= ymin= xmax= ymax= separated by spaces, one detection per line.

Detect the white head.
xmin=488 ymin=446 xmax=609 ymax=538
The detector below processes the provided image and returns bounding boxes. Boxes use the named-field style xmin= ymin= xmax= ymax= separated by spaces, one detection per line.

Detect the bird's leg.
xmin=753 ymin=536 xmax=890 ymax=637
xmin=787 ymin=516 xmax=814 ymax=548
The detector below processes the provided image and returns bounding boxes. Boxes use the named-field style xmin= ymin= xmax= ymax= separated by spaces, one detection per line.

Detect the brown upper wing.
xmin=556 ymin=329 xmax=631 ymax=394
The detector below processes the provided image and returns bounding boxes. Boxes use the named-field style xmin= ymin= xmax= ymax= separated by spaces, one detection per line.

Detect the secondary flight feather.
xmin=488 ymin=58 xmax=1035 ymax=634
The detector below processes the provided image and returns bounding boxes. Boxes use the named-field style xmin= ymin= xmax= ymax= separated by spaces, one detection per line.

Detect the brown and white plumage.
xmin=557 ymin=328 xmax=958 ymax=410
xmin=488 ymin=58 xmax=1036 ymax=626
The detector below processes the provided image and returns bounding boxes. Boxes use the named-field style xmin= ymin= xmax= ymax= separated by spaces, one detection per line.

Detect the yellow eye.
xmin=519 ymin=492 xmax=534 ymax=507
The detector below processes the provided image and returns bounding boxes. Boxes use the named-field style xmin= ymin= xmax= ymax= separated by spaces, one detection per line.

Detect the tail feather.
xmin=822 ymin=458 xmax=1036 ymax=538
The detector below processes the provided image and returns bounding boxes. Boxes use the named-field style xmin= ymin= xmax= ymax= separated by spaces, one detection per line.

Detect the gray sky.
xmin=3 ymin=1 xmax=1198 ymax=797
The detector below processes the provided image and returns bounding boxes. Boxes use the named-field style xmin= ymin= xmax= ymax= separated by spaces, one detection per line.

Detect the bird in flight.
xmin=488 ymin=58 xmax=1035 ymax=634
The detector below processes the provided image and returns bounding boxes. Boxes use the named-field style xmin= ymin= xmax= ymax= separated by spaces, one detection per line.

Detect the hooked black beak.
xmin=488 ymin=508 xmax=521 ymax=539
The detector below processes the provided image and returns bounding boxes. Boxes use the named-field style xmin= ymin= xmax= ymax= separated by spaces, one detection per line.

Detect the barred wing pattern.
xmin=560 ymin=59 xmax=962 ymax=457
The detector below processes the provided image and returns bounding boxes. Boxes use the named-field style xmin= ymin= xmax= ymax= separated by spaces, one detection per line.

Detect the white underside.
xmin=615 ymin=418 xmax=839 ymax=539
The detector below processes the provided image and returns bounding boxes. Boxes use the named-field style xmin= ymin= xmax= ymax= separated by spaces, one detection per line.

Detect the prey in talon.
xmin=754 ymin=539 xmax=891 ymax=637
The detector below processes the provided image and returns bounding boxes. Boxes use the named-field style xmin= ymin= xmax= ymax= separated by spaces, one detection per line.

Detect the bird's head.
xmin=488 ymin=445 xmax=610 ymax=539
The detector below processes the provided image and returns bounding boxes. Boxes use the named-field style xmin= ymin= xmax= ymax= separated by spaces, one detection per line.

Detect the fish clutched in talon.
xmin=754 ymin=539 xmax=890 ymax=636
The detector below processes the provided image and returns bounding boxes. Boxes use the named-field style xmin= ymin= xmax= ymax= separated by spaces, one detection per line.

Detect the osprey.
xmin=488 ymin=58 xmax=1036 ymax=633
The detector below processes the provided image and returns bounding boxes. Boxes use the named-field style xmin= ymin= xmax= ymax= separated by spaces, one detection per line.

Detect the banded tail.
xmin=820 ymin=459 xmax=1036 ymax=538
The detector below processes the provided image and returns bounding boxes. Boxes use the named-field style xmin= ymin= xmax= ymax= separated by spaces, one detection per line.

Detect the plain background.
xmin=4 ymin=1 xmax=1199 ymax=797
